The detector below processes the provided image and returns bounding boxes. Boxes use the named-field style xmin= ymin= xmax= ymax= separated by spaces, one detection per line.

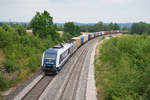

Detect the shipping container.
xmin=82 ymin=34 xmax=88 ymax=42
xmin=94 ymin=32 xmax=97 ymax=37
xmin=104 ymin=31 xmax=111 ymax=35
xmin=101 ymin=31 xmax=104 ymax=35
xmin=112 ymin=30 xmax=117 ymax=34
xmin=97 ymin=32 xmax=99 ymax=36
xmin=78 ymin=36 xmax=84 ymax=45
xmin=72 ymin=37 xmax=81 ymax=47
xmin=96 ymin=32 xmax=99 ymax=36
xmin=91 ymin=33 xmax=94 ymax=38
xmin=100 ymin=32 xmax=103 ymax=36
xmin=88 ymin=33 xmax=90 ymax=40
xmin=117 ymin=30 xmax=120 ymax=33
xmin=89 ymin=33 xmax=94 ymax=39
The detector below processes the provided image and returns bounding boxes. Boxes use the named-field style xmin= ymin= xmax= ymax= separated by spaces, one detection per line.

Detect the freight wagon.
xmin=41 ymin=30 xmax=119 ymax=74
xmin=72 ymin=37 xmax=81 ymax=47
xmin=82 ymin=34 xmax=88 ymax=42
xmin=78 ymin=36 xmax=84 ymax=45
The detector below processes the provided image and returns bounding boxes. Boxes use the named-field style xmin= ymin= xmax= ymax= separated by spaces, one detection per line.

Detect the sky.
xmin=0 ymin=0 xmax=150 ymax=23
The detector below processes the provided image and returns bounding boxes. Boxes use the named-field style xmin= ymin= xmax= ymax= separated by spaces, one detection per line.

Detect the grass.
xmin=95 ymin=34 xmax=150 ymax=100
xmin=0 ymin=72 xmax=9 ymax=91
xmin=0 ymin=94 xmax=3 ymax=99
xmin=101 ymin=36 xmax=105 ymax=40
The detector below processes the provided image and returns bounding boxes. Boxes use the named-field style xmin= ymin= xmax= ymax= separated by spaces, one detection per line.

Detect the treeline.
xmin=131 ymin=22 xmax=150 ymax=34
xmin=61 ymin=22 xmax=81 ymax=41
xmin=58 ymin=22 xmax=121 ymax=32
xmin=80 ymin=22 xmax=120 ymax=32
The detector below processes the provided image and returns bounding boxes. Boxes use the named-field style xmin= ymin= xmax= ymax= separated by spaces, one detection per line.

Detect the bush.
xmin=3 ymin=59 xmax=19 ymax=73
xmin=0 ymin=24 xmax=57 ymax=91
xmin=101 ymin=36 xmax=105 ymax=40
xmin=62 ymin=32 xmax=73 ymax=41
xmin=95 ymin=35 xmax=150 ymax=100
xmin=0 ymin=72 xmax=9 ymax=90
xmin=26 ymin=54 xmax=41 ymax=72
xmin=0 ymin=28 xmax=10 ymax=47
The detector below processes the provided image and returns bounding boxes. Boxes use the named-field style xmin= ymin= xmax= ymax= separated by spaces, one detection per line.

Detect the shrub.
xmin=3 ymin=59 xmax=19 ymax=73
xmin=62 ymin=32 xmax=73 ymax=41
xmin=26 ymin=54 xmax=41 ymax=72
xmin=101 ymin=36 xmax=105 ymax=40
xmin=0 ymin=72 xmax=9 ymax=91
xmin=0 ymin=24 xmax=56 ymax=91
xmin=0 ymin=28 xmax=10 ymax=47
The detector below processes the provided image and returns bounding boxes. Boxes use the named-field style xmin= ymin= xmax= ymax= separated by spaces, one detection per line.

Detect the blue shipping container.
xmin=94 ymin=33 xmax=96 ymax=37
xmin=81 ymin=36 xmax=84 ymax=44
xmin=100 ymin=32 xmax=102 ymax=36
xmin=78 ymin=36 xmax=84 ymax=45
xmin=88 ymin=34 xmax=90 ymax=40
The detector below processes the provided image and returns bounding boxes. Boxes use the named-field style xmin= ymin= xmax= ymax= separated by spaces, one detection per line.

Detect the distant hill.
xmin=55 ymin=22 xmax=95 ymax=26
xmin=117 ymin=23 xmax=133 ymax=28
xmin=0 ymin=21 xmax=132 ymax=28
xmin=56 ymin=22 xmax=133 ymax=29
xmin=0 ymin=21 xmax=28 ymax=25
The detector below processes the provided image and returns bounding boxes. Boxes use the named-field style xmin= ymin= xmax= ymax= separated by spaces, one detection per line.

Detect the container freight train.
xmin=41 ymin=30 xmax=120 ymax=74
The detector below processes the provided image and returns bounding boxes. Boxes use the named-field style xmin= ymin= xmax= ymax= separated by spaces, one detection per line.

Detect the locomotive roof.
xmin=45 ymin=43 xmax=72 ymax=55
xmin=45 ymin=48 xmax=58 ymax=54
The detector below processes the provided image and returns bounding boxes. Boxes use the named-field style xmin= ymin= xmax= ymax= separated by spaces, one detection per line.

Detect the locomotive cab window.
xmin=44 ymin=53 xmax=56 ymax=59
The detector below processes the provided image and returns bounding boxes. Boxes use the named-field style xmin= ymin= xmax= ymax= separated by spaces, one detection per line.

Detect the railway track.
xmin=22 ymin=76 xmax=54 ymax=100
xmin=38 ymin=37 xmax=98 ymax=100
xmin=58 ymin=38 xmax=96 ymax=100
xmin=8 ymin=37 xmax=99 ymax=100
xmin=58 ymin=41 xmax=90 ymax=100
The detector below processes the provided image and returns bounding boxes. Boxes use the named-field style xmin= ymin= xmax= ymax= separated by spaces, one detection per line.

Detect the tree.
xmin=0 ymin=22 xmax=3 ymax=26
xmin=109 ymin=22 xmax=114 ymax=30
xmin=94 ymin=21 xmax=104 ymax=31
xmin=74 ymin=25 xmax=81 ymax=36
xmin=30 ymin=10 xmax=60 ymax=40
xmin=131 ymin=22 xmax=150 ymax=34
xmin=122 ymin=26 xmax=128 ymax=31
xmin=80 ymin=25 xmax=89 ymax=32
xmin=63 ymin=22 xmax=81 ymax=36
xmin=15 ymin=25 xmax=26 ymax=35
xmin=62 ymin=32 xmax=72 ymax=41
xmin=113 ymin=23 xmax=120 ymax=30
xmin=2 ymin=24 xmax=10 ymax=32
xmin=63 ymin=22 xmax=75 ymax=36
xmin=57 ymin=26 xmax=63 ymax=31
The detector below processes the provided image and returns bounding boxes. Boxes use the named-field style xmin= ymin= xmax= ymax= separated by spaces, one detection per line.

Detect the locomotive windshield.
xmin=44 ymin=53 xmax=57 ymax=65
xmin=44 ymin=53 xmax=56 ymax=59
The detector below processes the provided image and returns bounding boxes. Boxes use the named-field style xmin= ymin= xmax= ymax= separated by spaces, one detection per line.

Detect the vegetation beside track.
xmin=95 ymin=34 xmax=150 ymax=100
xmin=0 ymin=10 xmax=81 ymax=95
xmin=0 ymin=25 xmax=54 ymax=91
